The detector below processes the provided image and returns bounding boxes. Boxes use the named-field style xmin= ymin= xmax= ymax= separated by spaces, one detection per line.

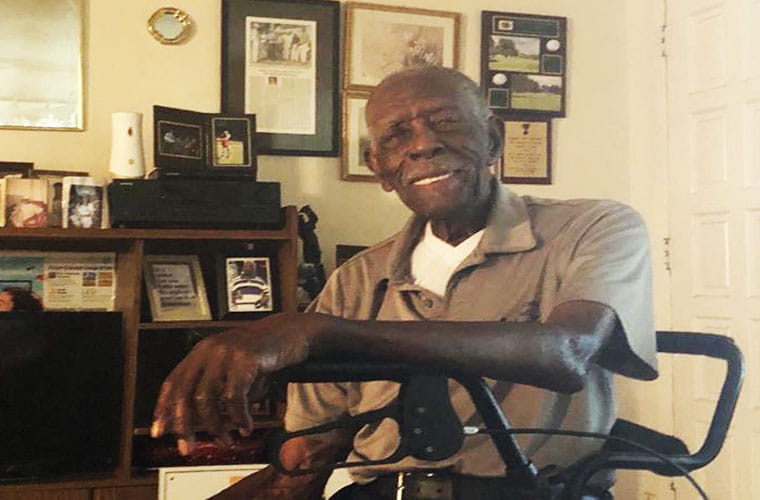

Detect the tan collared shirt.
xmin=286 ymin=185 xmax=656 ymax=484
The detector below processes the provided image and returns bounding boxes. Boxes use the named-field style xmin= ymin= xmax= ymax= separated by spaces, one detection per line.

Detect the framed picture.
xmin=222 ymin=0 xmax=340 ymax=156
xmin=500 ymin=116 xmax=552 ymax=185
xmin=217 ymin=256 xmax=274 ymax=318
xmin=144 ymin=255 xmax=212 ymax=322
xmin=5 ymin=178 xmax=48 ymax=227
xmin=481 ymin=11 xmax=567 ymax=117
xmin=341 ymin=91 xmax=376 ymax=182
xmin=344 ymin=3 xmax=461 ymax=91
xmin=61 ymin=177 xmax=106 ymax=229
xmin=33 ymin=170 xmax=88 ymax=227
xmin=0 ymin=161 xmax=33 ymax=178
xmin=154 ymin=105 xmax=257 ymax=177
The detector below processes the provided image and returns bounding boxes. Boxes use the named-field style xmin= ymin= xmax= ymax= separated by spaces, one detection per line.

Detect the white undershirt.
xmin=410 ymin=222 xmax=484 ymax=297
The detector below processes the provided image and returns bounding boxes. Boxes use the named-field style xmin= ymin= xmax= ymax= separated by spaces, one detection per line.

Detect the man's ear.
xmin=363 ymin=145 xmax=394 ymax=192
xmin=486 ymin=115 xmax=504 ymax=166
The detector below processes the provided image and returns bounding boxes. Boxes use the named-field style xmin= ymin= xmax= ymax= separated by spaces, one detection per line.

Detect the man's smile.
xmin=412 ymin=172 xmax=453 ymax=186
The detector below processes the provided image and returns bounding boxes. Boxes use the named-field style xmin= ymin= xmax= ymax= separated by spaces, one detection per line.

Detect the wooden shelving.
xmin=0 ymin=206 xmax=298 ymax=500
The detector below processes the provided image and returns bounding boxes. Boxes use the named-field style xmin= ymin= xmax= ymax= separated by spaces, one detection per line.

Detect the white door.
xmin=666 ymin=0 xmax=760 ymax=498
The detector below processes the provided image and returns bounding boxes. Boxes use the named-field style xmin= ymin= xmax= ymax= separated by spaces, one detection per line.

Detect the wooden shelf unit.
xmin=0 ymin=206 xmax=298 ymax=500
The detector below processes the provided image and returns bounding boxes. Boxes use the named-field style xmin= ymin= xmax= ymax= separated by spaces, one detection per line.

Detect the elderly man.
xmin=151 ymin=67 xmax=656 ymax=500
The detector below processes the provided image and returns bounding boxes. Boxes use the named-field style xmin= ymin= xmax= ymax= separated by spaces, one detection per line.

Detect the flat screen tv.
xmin=0 ymin=312 xmax=123 ymax=483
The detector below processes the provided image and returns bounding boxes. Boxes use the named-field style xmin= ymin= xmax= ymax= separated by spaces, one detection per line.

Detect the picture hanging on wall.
xmin=344 ymin=3 xmax=461 ymax=91
xmin=341 ymin=90 xmax=376 ymax=182
xmin=481 ymin=11 xmax=567 ymax=117
xmin=221 ymin=0 xmax=340 ymax=156
xmin=500 ymin=115 xmax=552 ymax=185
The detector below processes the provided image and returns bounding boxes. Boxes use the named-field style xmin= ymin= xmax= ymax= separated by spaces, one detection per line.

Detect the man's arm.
xmin=151 ymin=300 xmax=616 ymax=453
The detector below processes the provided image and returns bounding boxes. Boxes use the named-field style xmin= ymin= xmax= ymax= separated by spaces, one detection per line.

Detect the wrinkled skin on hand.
xmin=151 ymin=312 xmax=330 ymax=454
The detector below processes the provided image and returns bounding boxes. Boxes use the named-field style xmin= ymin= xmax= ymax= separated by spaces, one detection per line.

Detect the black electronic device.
xmin=0 ymin=312 xmax=124 ymax=483
xmin=108 ymin=179 xmax=281 ymax=229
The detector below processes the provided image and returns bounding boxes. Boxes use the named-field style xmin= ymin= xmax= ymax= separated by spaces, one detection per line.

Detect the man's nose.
xmin=407 ymin=119 xmax=444 ymax=161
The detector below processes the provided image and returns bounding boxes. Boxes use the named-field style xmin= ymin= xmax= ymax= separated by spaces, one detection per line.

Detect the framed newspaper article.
xmin=144 ymin=255 xmax=211 ymax=322
xmin=344 ymin=3 xmax=461 ymax=91
xmin=221 ymin=0 xmax=340 ymax=156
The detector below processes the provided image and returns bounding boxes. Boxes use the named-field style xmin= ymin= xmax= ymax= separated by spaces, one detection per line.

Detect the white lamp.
xmin=109 ymin=112 xmax=146 ymax=179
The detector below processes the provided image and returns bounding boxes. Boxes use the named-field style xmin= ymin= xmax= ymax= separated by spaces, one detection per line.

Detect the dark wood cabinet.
xmin=0 ymin=207 xmax=298 ymax=499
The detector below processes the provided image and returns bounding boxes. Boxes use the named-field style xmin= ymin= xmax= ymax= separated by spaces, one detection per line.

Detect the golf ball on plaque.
xmin=492 ymin=73 xmax=508 ymax=86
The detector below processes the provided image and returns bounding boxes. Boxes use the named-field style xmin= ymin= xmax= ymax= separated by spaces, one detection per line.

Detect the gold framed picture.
xmin=143 ymin=255 xmax=211 ymax=322
xmin=344 ymin=3 xmax=461 ymax=91
xmin=500 ymin=116 xmax=552 ymax=185
xmin=341 ymin=90 xmax=376 ymax=182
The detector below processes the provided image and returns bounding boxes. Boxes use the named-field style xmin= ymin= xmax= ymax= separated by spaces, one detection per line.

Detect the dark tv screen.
xmin=0 ymin=312 xmax=123 ymax=483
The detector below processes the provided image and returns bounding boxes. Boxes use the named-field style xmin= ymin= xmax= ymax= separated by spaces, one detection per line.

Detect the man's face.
xmin=365 ymin=73 xmax=500 ymax=221
xmin=0 ymin=292 xmax=13 ymax=311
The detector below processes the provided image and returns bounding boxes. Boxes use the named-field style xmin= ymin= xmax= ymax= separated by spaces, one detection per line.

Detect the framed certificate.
xmin=500 ymin=116 xmax=552 ymax=185
xmin=143 ymin=255 xmax=211 ymax=322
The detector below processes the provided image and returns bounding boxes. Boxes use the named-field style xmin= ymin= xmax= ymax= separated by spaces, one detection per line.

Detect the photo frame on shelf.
xmin=341 ymin=91 xmax=376 ymax=182
xmin=4 ymin=178 xmax=48 ymax=227
xmin=143 ymin=255 xmax=212 ymax=322
xmin=500 ymin=116 xmax=552 ymax=185
xmin=481 ymin=11 xmax=567 ymax=117
xmin=216 ymin=255 xmax=275 ymax=318
xmin=33 ymin=170 xmax=88 ymax=227
xmin=344 ymin=3 xmax=461 ymax=91
xmin=153 ymin=105 xmax=257 ymax=177
xmin=61 ymin=177 xmax=106 ymax=229
xmin=222 ymin=0 xmax=340 ymax=156
xmin=0 ymin=161 xmax=34 ymax=178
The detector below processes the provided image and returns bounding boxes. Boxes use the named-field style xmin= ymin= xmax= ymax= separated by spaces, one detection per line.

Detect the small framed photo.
xmin=154 ymin=105 xmax=257 ymax=178
xmin=61 ymin=177 xmax=106 ymax=229
xmin=0 ymin=161 xmax=34 ymax=178
xmin=217 ymin=256 xmax=274 ymax=318
xmin=33 ymin=170 xmax=88 ymax=227
xmin=344 ymin=3 xmax=461 ymax=91
xmin=481 ymin=11 xmax=567 ymax=117
xmin=144 ymin=255 xmax=212 ymax=322
xmin=4 ymin=178 xmax=48 ymax=227
xmin=154 ymin=105 xmax=207 ymax=172
xmin=209 ymin=115 xmax=256 ymax=171
xmin=500 ymin=116 xmax=552 ymax=185
xmin=341 ymin=91 xmax=376 ymax=182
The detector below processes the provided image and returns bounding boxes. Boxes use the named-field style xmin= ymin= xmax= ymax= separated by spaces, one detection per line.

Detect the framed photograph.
xmin=33 ymin=170 xmax=88 ymax=227
xmin=481 ymin=11 xmax=567 ymax=117
xmin=0 ymin=161 xmax=33 ymax=178
xmin=154 ymin=105 xmax=257 ymax=178
xmin=222 ymin=0 xmax=340 ymax=156
xmin=217 ymin=256 xmax=274 ymax=318
xmin=61 ymin=177 xmax=106 ymax=229
xmin=5 ymin=178 xmax=48 ymax=227
xmin=341 ymin=91 xmax=375 ymax=182
xmin=345 ymin=3 xmax=461 ymax=91
xmin=144 ymin=255 xmax=212 ymax=322
xmin=500 ymin=116 xmax=552 ymax=185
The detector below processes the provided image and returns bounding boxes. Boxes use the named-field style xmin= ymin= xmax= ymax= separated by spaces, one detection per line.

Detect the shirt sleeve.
xmin=284 ymin=272 xmax=351 ymax=431
xmin=553 ymin=201 xmax=658 ymax=380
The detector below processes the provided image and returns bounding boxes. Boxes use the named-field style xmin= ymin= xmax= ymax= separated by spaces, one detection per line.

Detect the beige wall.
xmin=0 ymin=0 xmax=634 ymax=273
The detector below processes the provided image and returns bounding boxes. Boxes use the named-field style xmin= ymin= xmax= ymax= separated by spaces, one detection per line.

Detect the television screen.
xmin=0 ymin=312 xmax=123 ymax=482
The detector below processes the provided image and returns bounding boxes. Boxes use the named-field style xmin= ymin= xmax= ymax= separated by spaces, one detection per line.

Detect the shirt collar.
xmin=385 ymin=182 xmax=538 ymax=284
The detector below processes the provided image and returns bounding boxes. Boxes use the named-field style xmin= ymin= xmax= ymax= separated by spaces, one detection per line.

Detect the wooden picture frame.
xmin=481 ymin=11 xmax=567 ymax=117
xmin=217 ymin=255 xmax=275 ymax=318
xmin=143 ymin=255 xmax=212 ymax=322
xmin=500 ymin=116 xmax=552 ymax=185
xmin=341 ymin=91 xmax=376 ymax=182
xmin=0 ymin=161 xmax=34 ymax=178
xmin=222 ymin=0 xmax=340 ymax=156
xmin=61 ymin=177 xmax=106 ymax=229
xmin=344 ymin=3 xmax=461 ymax=91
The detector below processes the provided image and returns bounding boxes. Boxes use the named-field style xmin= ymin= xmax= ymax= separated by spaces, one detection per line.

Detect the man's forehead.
xmin=367 ymin=76 xmax=476 ymax=124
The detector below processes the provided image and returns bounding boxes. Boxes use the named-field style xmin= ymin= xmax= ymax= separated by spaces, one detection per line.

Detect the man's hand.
xmin=150 ymin=312 xmax=332 ymax=454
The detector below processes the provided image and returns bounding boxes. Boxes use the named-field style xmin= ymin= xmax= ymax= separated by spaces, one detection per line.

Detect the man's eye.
xmin=431 ymin=116 xmax=460 ymax=130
